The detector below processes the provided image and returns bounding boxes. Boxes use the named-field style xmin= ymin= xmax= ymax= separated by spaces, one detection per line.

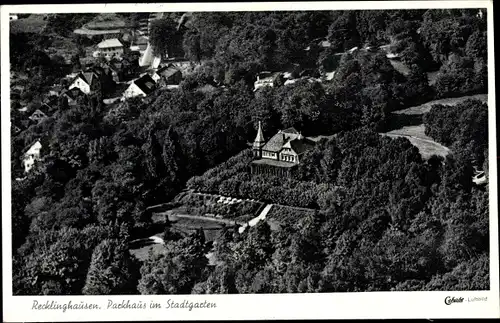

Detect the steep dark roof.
xmin=134 ymin=74 xmax=156 ymax=95
xmin=82 ymin=72 xmax=96 ymax=85
xmin=262 ymin=128 xmax=315 ymax=155
xmin=71 ymin=71 xmax=97 ymax=86
xmin=262 ymin=132 xmax=287 ymax=153
xmin=157 ymin=65 xmax=181 ymax=78
xmin=288 ymin=138 xmax=316 ymax=155
xmin=62 ymin=87 xmax=86 ymax=100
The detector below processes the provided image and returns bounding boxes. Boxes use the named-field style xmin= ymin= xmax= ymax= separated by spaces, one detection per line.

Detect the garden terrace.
xmin=186 ymin=149 xmax=335 ymax=209
xmin=175 ymin=191 xmax=265 ymax=223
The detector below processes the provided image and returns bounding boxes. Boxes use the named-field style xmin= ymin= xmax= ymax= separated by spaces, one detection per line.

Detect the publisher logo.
xmin=444 ymin=296 xmax=464 ymax=305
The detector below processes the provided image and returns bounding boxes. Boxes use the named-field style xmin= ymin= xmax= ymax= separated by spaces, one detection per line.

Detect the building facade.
xmin=68 ymin=71 xmax=101 ymax=95
xmin=95 ymin=38 xmax=124 ymax=60
xmin=23 ymin=141 xmax=42 ymax=173
xmin=122 ymin=74 xmax=156 ymax=99
xmin=251 ymin=122 xmax=316 ymax=175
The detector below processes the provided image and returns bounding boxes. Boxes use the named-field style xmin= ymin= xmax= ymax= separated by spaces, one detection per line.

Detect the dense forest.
xmin=10 ymin=9 xmax=489 ymax=295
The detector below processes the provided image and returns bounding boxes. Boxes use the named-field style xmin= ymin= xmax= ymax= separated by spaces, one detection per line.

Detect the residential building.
xmin=254 ymin=72 xmax=280 ymax=91
xmin=251 ymin=123 xmax=316 ymax=176
xmin=23 ymin=140 xmax=42 ymax=173
xmin=152 ymin=65 xmax=182 ymax=86
xmin=68 ymin=71 xmax=101 ymax=94
xmin=62 ymin=87 xmax=87 ymax=106
xmin=94 ymin=38 xmax=124 ymax=60
xmin=122 ymin=74 xmax=156 ymax=99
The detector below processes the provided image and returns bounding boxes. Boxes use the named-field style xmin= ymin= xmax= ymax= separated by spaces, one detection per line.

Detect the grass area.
xmin=130 ymin=210 xmax=228 ymax=262
xmin=394 ymin=94 xmax=488 ymax=115
xmin=152 ymin=209 xmax=232 ymax=241
xmin=169 ymin=216 xmax=226 ymax=242
xmin=383 ymin=131 xmax=450 ymax=159
xmin=386 ymin=124 xmax=431 ymax=140
xmin=383 ymin=94 xmax=487 ymax=159
xmin=84 ymin=13 xmax=132 ymax=30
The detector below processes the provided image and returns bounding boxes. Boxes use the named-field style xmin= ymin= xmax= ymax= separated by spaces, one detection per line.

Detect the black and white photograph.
xmin=2 ymin=1 xmax=499 ymax=320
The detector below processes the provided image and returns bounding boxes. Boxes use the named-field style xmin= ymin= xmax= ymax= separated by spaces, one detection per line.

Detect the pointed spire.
xmin=254 ymin=121 xmax=265 ymax=144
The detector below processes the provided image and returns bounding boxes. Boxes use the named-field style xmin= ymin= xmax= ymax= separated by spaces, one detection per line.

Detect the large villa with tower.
xmin=251 ymin=121 xmax=316 ymax=176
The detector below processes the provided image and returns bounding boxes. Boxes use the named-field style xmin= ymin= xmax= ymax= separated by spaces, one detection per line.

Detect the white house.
xmin=23 ymin=141 xmax=42 ymax=173
xmin=122 ymin=74 xmax=156 ymax=99
xmin=94 ymin=38 xmax=124 ymax=60
xmin=68 ymin=72 xmax=99 ymax=95
xmin=254 ymin=72 xmax=280 ymax=91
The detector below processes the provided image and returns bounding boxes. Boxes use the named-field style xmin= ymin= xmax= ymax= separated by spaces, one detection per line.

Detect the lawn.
xmin=394 ymin=94 xmax=488 ymax=115
xmin=152 ymin=208 xmax=233 ymax=241
xmin=382 ymin=130 xmax=450 ymax=159
xmin=130 ymin=211 xmax=228 ymax=262
xmin=382 ymin=94 xmax=487 ymax=159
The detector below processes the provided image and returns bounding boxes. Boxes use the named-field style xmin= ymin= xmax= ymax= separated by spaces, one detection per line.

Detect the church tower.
xmin=253 ymin=121 xmax=265 ymax=158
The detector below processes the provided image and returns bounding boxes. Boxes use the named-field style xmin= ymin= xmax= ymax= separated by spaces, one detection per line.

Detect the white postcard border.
xmin=2 ymin=1 xmax=498 ymax=321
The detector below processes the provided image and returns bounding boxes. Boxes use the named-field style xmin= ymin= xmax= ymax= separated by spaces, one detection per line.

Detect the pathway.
xmin=238 ymin=204 xmax=273 ymax=234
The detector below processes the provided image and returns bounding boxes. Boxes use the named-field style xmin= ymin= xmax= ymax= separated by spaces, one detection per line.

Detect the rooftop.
xmin=97 ymin=38 xmax=123 ymax=49
xmin=262 ymin=127 xmax=301 ymax=152
xmin=156 ymin=65 xmax=181 ymax=78
xmin=133 ymin=74 xmax=156 ymax=95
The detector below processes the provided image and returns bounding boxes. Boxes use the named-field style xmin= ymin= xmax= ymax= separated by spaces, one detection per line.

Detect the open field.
xmin=130 ymin=212 xmax=228 ymax=262
xmin=394 ymin=94 xmax=488 ymax=115
xmin=382 ymin=93 xmax=487 ymax=159
xmin=152 ymin=209 xmax=234 ymax=240
xmin=382 ymin=130 xmax=450 ymax=159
